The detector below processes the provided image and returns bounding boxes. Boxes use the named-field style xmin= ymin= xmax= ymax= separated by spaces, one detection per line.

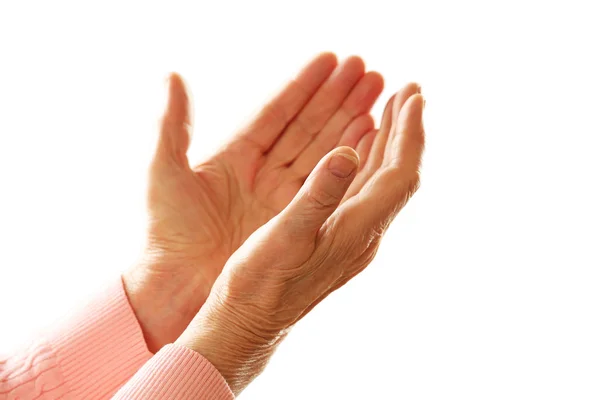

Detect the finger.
xmin=354 ymin=129 xmax=377 ymax=172
xmin=364 ymin=83 xmax=421 ymax=175
xmin=289 ymin=72 xmax=384 ymax=177
xmin=341 ymin=93 xmax=425 ymax=236
xmin=343 ymin=83 xmax=421 ymax=200
xmin=267 ymin=56 xmax=366 ymax=166
xmin=342 ymin=94 xmax=395 ymax=200
xmin=277 ymin=146 xmax=359 ymax=238
xmin=383 ymin=93 xmax=426 ymax=171
xmin=153 ymin=73 xmax=193 ymax=169
xmin=338 ymin=114 xmax=376 ymax=150
xmin=236 ymin=52 xmax=338 ymax=152
xmin=276 ymin=114 xmax=373 ymax=205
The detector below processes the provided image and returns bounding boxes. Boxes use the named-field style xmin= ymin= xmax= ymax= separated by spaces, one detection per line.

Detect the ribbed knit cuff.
xmin=112 ymin=344 xmax=234 ymax=399
xmin=48 ymin=279 xmax=154 ymax=399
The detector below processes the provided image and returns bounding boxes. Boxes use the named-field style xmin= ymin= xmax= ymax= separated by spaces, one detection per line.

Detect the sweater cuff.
xmin=48 ymin=279 xmax=154 ymax=398
xmin=112 ymin=344 xmax=234 ymax=399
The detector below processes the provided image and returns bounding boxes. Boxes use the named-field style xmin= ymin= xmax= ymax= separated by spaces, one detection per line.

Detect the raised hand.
xmin=177 ymin=84 xmax=424 ymax=394
xmin=123 ymin=53 xmax=384 ymax=351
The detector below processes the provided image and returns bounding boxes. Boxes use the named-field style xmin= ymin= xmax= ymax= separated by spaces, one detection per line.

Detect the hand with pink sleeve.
xmin=2 ymin=53 xmax=385 ymax=400
xmin=175 ymin=85 xmax=425 ymax=395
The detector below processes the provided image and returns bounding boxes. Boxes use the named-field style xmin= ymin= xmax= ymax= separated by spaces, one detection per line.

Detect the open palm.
xmin=143 ymin=53 xmax=384 ymax=299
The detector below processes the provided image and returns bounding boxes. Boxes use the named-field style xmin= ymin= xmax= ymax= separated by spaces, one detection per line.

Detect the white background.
xmin=1 ymin=1 xmax=599 ymax=399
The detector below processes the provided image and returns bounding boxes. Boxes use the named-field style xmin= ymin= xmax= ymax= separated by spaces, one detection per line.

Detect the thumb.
xmin=278 ymin=146 xmax=359 ymax=237
xmin=153 ymin=73 xmax=193 ymax=168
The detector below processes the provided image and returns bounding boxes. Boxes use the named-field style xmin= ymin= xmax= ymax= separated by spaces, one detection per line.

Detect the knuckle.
xmin=295 ymin=114 xmax=321 ymax=139
xmin=265 ymin=100 xmax=290 ymax=129
xmin=306 ymin=187 xmax=340 ymax=210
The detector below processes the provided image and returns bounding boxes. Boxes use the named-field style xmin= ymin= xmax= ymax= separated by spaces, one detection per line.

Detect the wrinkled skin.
xmin=123 ymin=53 xmax=385 ymax=351
xmin=177 ymin=84 xmax=425 ymax=395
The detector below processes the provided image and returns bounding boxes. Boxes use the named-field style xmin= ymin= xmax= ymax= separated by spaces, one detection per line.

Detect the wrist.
xmin=175 ymin=296 xmax=285 ymax=395
xmin=122 ymin=257 xmax=214 ymax=353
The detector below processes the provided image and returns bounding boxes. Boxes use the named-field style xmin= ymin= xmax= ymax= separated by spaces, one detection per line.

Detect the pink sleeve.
xmin=112 ymin=344 xmax=234 ymax=399
xmin=1 ymin=280 xmax=152 ymax=399
xmin=1 ymin=279 xmax=233 ymax=399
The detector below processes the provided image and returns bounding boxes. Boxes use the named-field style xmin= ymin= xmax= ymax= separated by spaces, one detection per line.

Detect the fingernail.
xmin=328 ymin=153 xmax=358 ymax=178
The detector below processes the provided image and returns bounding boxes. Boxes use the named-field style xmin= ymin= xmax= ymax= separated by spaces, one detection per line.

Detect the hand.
xmin=123 ymin=53 xmax=384 ymax=352
xmin=176 ymin=83 xmax=424 ymax=394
